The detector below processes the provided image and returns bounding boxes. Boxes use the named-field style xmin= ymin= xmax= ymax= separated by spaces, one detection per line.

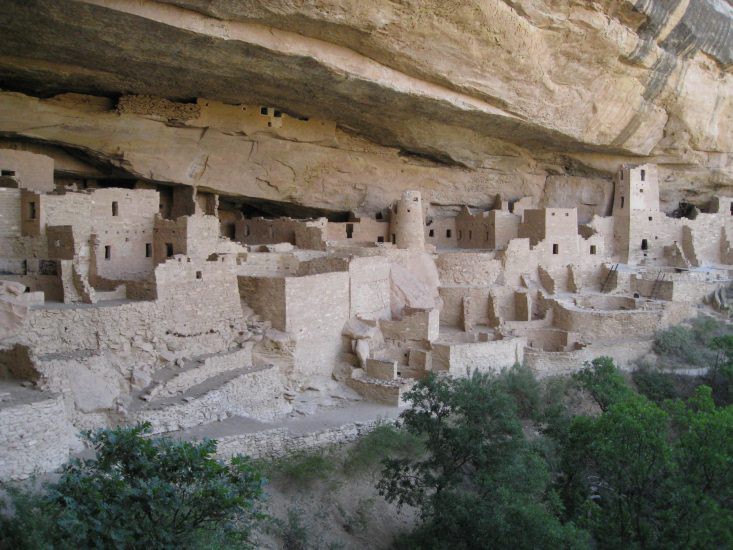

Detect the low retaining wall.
xmin=213 ymin=418 xmax=392 ymax=460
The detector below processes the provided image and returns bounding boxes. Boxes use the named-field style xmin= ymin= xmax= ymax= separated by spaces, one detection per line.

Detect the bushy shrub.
xmin=654 ymin=316 xmax=727 ymax=368
xmin=497 ymin=363 xmax=543 ymax=420
xmin=632 ymin=365 xmax=679 ymax=403
xmin=573 ymin=356 xmax=633 ymax=411
xmin=267 ymin=450 xmax=336 ymax=487
xmin=343 ymin=423 xmax=423 ymax=474
xmin=0 ymin=423 xmax=265 ymax=549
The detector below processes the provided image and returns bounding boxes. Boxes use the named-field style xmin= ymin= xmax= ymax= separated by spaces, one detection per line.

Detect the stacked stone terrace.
xmin=0 ymin=149 xmax=731 ymax=479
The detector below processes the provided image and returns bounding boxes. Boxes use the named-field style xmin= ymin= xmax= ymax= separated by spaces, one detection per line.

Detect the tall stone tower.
xmin=612 ymin=163 xmax=662 ymax=264
xmin=390 ymin=190 xmax=425 ymax=249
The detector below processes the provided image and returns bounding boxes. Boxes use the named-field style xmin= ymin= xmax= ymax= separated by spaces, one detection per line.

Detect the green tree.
xmin=573 ymin=356 xmax=633 ymax=411
xmin=0 ymin=423 xmax=265 ymax=549
xmin=559 ymin=361 xmax=733 ymax=549
xmin=377 ymin=371 xmax=588 ymax=549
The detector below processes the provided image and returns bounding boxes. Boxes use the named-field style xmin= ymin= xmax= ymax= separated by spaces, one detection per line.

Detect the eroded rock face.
xmin=0 ymin=0 xmax=730 ymax=209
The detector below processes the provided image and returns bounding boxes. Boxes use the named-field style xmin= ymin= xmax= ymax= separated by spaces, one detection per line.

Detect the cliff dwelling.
xmin=0 ymin=8 xmax=730 ymax=545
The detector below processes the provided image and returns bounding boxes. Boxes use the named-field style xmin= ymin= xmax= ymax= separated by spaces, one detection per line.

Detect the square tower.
xmin=612 ymin=163 xmax=662 ymax=263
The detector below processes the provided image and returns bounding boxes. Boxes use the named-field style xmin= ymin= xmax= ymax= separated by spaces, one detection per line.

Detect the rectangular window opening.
xmin=346 ymin=223 xmax=354 ymax=239
xmin=145 ymin=243 xmax=152 ymax=258
xmin=260 ymin=107 xmax=268 ymax=115
xmin=1 ymin=169 xmax=16 ymax=177
xmin=166 ymin=243 xmax=174 ymax=257
xmin=552 ymin=244 xmax=559 ymax=255
xmin=112 ymin=201 xmax=119 ymax=216
xmin=620 ymin=197 xmax=625 ymax=209
xmin=446 ymin=229 xmax=452 ymax=238
xmin=28 ymin=201 xmax=36 ymax=220
xmin=590 ymin=245 xmax=597 ymax=255
xmin=391 ymin=234 xmax=396 ymax=245
xmin=641 ymin=239 xmax=648 ymax=251
xmin=641 ymin=169 xmax=646 ymax=181
xmin=196 ymin=271 xmax=202 ymax=280
xmin=428 ymin=229 xmax=434 ymax=237
xmin=104 ymin=245 xmax=111 ymax=260
xmin=468 ymin=230 xmax=472 ymax=240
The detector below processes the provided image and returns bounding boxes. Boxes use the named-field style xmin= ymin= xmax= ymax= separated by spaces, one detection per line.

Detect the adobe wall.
xmin=235 ymin=217 xmax=304 ymax=246
xmin=326 ymin=218 xmax=389 ymax=244
xmin=380 ymin=308 xmax=439 ymax=342
xmin=0 ymin=149 xmax=54 ymax=193
xmin=17 ymin=259 xmax=246 ymax=355
xmin=524 ymin=339 xmax=653 ymax=378
xmin=436 ymin=251 xmax=502 ymax=286
xmin=348 ymin=256 xmax=391 ymax=319
xmin=552 ymin=300 xmax=655 ymax=340
xmin=0 ymin=393 xmax=76 ymax=480
xmin=285 ymin=272 xmax=350 ymax=379
xmin=238 ymin=276 xmax=287 ymax=331
xmin=425 ymin=216 xmax=457 ymax=248
xmin=432 ymin=336 xmax=526 ymax=376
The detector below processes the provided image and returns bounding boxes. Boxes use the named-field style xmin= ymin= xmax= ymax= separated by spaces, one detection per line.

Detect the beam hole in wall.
xmin=565 ymin=212 xmax=569 ymax=216
xmin=166 ymin=243 xmax=174 ymax=257
xmin=145 ymin=243 xmax=152 ymax=258
xmin=196 ymin=271 xmax=202 ymax=280
xmin=641 ymin=239 xmax=648 ymax=250
xmin=552 ymin=244 xmax=559 ymax=254
xmin=104 ymin=245 xmax=111 ymax=260
xmin=590 ymin=245 xmax=597 ymax=255
xmin=112 ymin=201 xmax=118 ymax=216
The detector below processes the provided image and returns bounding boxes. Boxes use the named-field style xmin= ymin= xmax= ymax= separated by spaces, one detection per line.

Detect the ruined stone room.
xmin=0 ymin=1 xmax=731 ymax=549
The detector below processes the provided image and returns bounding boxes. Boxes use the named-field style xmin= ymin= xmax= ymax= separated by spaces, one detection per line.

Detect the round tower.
xmin=391 ymin=190 xmax=425 ymax=249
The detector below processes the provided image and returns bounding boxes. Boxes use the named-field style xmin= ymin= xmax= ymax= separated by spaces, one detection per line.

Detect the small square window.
xmin=260 ymin=107 xmax=268 ymax=115
xmin=565 ymin=212 xmax=569 ymax=217
xmin=649 ymin=216 xmax=653 ymax=221
xmin=377 ymin=236 xmax=384 ymax=243
xmin=273 ymin=110 xmax=282 ymax=118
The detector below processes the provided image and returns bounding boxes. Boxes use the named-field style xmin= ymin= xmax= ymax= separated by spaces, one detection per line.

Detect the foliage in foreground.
xmin=377 ymin=360 xmax=733 ymax=549
xmin=0 ymin=423 xmax=265 ymax=549
xmin=556 ymin=359 xmax=733 ymax=549
xmin=377 ymin=369 xmax=588 ymax=549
